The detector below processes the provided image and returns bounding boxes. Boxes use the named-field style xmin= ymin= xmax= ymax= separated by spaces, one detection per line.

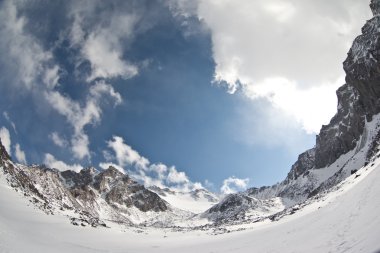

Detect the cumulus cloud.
xmin=0 ymin=127 xmax=11 ymax=156
xmin=43 ymin=153 xmax=83 ymax=173
xmin=198 ymin=0 xmax=372 ymax=133
xmin=167 ymin=167 xmax=189 ymax=184
xmin=220 ymin=176 xmax=249 ymax=195
xmin=107 ymin=136 xmax=150 ymax=169
xmin=14 ymin=143 xmax=27 ymax=164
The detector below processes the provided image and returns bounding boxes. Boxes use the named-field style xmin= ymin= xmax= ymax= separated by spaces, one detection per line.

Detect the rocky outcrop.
xmin=0 ymin=139 xmax=10 ymax=162
xmin=315 ymin=0 xmax=380 ymax=169
xmin=286 ymin=148 xmax=315 ymax=181
xmin=315 ymin=84 xmax=365 ymax=168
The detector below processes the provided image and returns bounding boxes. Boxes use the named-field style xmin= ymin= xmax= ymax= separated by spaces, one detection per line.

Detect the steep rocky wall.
xmin=301 ymin=0 xmax=380 ymax=170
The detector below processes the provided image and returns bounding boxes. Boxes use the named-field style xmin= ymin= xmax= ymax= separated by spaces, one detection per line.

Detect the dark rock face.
xmin=105 ymin=180 xmax=168 ymax=212
xmin=309 ymin=2 xmax=380 ymax=169
xmin=60 ymin=167 xmax=97 ymax=188
xmin=344 ymin=16 xmax=380 ymax=117
xmin=0 ymin=139 xmax=10 ymax=162
xmin=286 ymin=148 xmax=315 ymax=180
xmin=208 ymin=194 xmax=256 ymax=214
xmin=370 ymin=0 xmax=380 ymax=16
xmin=315 ymin=84 xmax=365 ymax=168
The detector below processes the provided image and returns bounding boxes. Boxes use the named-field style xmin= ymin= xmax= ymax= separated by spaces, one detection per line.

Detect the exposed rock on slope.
xmin=0 ymin=142 xmax=177 ymax=227
xmin=316 ymin=0 xmax=380 ymax=169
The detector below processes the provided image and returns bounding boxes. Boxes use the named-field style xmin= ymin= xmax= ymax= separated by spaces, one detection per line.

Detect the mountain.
xmin=202 ymin=0 xmax=380 ymax=223
xmin=1 ymin=132 xmax=380 ymax=252
xmin=0 ymin=144 xmax=194 ymax=227
xmin=149 ymin=186 xmax=219 ymax=214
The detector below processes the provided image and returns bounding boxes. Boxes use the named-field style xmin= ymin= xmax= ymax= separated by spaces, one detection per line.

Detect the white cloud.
xmin=49 ymin=132 xmax=68 ymax=148
xmin=103 ymin=135 xmax=203 ymax=192
xmin=263 ymin=1 xmax=296 ymax=23
xmin=90 ymin=80 xmax=122 ymax=105
xmin=1 ymin=2 xmax=126 ymax=161
xmin=45 ymin=81 xmax=122 ymax=160
xmin=220 ymin=176 xmax=249 ymax=195
xmin=167 ymin=167 xmax=190 ymax=184
xmin=242 ymin=77 xmax=342 ymax=133
xmin=150 ymin=163 xmax=168 ymax=179
xmin=0 ymin=127 xmax=11 ymax=156
xmin=107 ymin=136 xmax=150 ymax=169
xmin=0 ymin=0 xmax=56 ymax=89
xmin=43 ymin=153 xmax=83 ymax=173
xmin=83 ymin=31 xmax=138 ymax=81
xmin=230 ymin=99 xmax=314 ymax=152
xmin=3 ymin=111 xmax=17 ymax=134
xmin=14 ymin=143 xmax=26 ymax=164
xmin=69 ymin=6 xmax=139 ymax=81
xmin=198 ymin=0 xmax=371 ymax=133
xmin=43 ymin=65 xmax=60 ymax=89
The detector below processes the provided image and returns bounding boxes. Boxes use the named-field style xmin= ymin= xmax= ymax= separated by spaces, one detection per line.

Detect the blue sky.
xmin=0 ymin=0 xmax=371 ymax=193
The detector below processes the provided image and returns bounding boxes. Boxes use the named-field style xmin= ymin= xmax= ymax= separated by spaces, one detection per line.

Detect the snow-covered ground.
xmin=1 ymin=156 xmax=380 ymax=253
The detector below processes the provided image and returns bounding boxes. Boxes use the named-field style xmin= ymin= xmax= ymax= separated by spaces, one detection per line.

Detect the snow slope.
xmin=1 ymin=157 xmax=380 ymax=253
xmin=149 ymin=187 xmax=219 ymax=214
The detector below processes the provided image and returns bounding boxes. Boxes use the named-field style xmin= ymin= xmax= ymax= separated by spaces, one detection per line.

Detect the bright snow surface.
xmin=1 ymin=161 xmax=380 ymax=253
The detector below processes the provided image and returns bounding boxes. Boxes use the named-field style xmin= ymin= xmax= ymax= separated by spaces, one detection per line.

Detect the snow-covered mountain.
xmin=149 ymin=186 xmax=219 ymax=214
xmin=0 ymin=146 xmax=196 ymax=228
xmin=1 ymin=130 xmax=380 ymax=252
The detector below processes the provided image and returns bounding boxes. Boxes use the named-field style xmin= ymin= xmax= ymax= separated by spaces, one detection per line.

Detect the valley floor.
xmin=1 ymin=161 xmax=380 ymax=253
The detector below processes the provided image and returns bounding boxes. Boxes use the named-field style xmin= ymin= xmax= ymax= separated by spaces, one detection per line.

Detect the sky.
xmin=0 ymin=0 xmax=372 ymax=194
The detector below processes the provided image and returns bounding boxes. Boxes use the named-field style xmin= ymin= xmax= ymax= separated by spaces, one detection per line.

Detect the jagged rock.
xmin=60 ymin=167 xmax=98 ymax=188
xmin=315 ymin=84 xmax=365 ymax=168
xmin=93 ymin=166 xmax=124 ymax=193
xmin=0 ymin=139 xmax=10 ymax=163
xmin=286 ymin=148 xmax=315 ymax=181
xmin=106 ymin=179 xmax=168 ymax=212
xmin=208 ymin=194 xmax=256 ymax=214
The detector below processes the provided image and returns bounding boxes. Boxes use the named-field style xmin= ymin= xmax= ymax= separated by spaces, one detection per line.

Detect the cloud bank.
xmin=197 ymin=0 xmax=371 ymax=133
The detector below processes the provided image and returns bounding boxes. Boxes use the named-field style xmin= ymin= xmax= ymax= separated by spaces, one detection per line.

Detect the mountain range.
xmin=1 ymin=0 xmax=380 ymax=245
